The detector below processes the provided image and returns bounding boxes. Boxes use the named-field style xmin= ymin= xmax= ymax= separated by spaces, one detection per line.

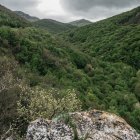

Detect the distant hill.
xmin=113 ymin=6 xmax=140 ymax=25
xmin=69 ymin=19 xmax=92 ymax=27
xmin=33 ymin=19 xmax=77 ymax=33
xmin=0 ymin=4 xmax=30 ymax=27
xmin=15 ymin=11 xmax=39 ymax=22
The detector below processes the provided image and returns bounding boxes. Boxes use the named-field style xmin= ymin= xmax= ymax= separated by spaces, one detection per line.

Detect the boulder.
xmin=26 ymin=110 xmax=140 ymax=140
xmin=6 ymin=136 xmax=13 ymax=140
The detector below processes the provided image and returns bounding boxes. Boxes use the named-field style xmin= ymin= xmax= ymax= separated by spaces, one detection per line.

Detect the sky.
xmin=0 ymin=0 xmax=140 ymax=22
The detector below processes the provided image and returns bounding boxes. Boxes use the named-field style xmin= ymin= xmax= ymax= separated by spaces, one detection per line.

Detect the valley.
xmin=0 ymin=4 xmax=140 ymax=139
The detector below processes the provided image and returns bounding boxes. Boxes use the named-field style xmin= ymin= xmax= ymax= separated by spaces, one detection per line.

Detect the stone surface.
xmin=6 ymin=136 xmax=13 ymax=140
xmin=26 ymin=110 xmax=140 ymax=140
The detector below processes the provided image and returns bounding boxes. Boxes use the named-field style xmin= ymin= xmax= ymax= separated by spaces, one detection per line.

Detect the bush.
xmin=17 ymin=88 xmax=81 ymax=121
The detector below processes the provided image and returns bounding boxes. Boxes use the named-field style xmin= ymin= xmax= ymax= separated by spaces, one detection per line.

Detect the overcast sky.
xmin=0 ymin=0 xmax=140 ymax=22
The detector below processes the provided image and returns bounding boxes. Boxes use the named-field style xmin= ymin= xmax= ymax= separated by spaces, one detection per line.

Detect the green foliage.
xmin=14 ymin=87 xmax=81 ymax=136
xmin=61 ymin=114 xmax=90 ymax=140
xmin=69 ymin=19 xmax=92 ymax=27
xmin=0 ymin=57 xmax=23 ymax=135
xmin=33 ymin=19 xmax=76 ymax=34
xmin=134 ymin=70 xmax=140 ymax=101
xmin=15 ymin=11 xmax=39 ymax=22
xmin=17 ymin=88 xmax=81 ymax=121
xmin=60 ymin=6 xmax=140 ymax=132
xmin=62 ymin=7 xmax=140 ymax=69
xmin=0 ymin=5 xmax=30 ymax=28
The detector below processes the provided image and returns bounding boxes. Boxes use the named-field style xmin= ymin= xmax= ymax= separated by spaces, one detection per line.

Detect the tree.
xmin=0 ymin=57 xmax=24 ymax=136
xmin=17 ymin=88 xmax=81 ymax=121
xmin=134 ymin=70 xmax=140 ymax=101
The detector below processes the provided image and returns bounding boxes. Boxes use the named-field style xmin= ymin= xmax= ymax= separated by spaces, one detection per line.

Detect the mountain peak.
xmin=14 ymin=11 xmax=39 ymax=22
xmin=69 ymin=19 xmax=92 ymax=27
xmin=0 ymin=4 xmax=30 ymax=27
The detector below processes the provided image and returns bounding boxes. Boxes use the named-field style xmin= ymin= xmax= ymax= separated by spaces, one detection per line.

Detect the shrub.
xmin=17 ymin=88 xmax=81 ymax=121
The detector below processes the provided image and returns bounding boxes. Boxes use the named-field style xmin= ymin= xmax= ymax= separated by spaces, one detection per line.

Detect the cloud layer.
xmin=0 ymin=0 xmax=140 ymax=22
xmin=0 ymin=0 xmax=40 ymax=11
xmin=60 ymin=0 xmax=140 ymax=21
xmin=60 ymin=0 xmax=140 ymax=11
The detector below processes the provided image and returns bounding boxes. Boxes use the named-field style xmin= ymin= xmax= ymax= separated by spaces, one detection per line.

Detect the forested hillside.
xmin=0 ymin=5 xmax=30 ymax=27
xmin=62 ymin=6 xmax=140 ymax=69
xmin=69 ymin=19 xmax=92 ymax=27
xmin=15 ymin=11 xmax=39 ymax=22
xmin=61 ymin=6 xmax=140 ymax=131
xmin=33 ymin=19 xmax=76 ymax=33
xmin=0 ymin=4 xmax=140 ymax=138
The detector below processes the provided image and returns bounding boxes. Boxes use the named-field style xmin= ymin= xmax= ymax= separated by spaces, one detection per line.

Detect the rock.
xmin=26 ymin=118 xmax=73 ymax=140
xmin=26 ymin=110 xmax=140 ymax=140
xmin=6 ymin=136 xmax=13 ymax=140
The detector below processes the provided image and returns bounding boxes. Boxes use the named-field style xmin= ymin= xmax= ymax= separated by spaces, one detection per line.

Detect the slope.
xmin=62 ymin=6 xmax=140 ymax=69
xmin=0 ymin=4 xmax=30 ymax=28
xmin=15 ymin=11 xmax=39 ymax=22
xmin=33 ymin=19 xmax=77 ymax=33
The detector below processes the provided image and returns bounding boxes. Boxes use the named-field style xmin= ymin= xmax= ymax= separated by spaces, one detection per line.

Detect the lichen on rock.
xmin=26 ymin=110 xmax=140 ymax=140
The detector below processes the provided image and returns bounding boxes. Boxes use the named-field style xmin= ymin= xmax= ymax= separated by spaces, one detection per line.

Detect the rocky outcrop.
xmin=6 ymin=136 xmax=13 ymax=140
xmin=26 ymin=110 xmax=140 ymax=140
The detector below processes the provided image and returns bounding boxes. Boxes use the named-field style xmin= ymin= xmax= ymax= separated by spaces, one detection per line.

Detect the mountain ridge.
xmin=33 ymin=18 xmax=77 ymax=33
xmin=69 ymin=19 xmax=92 ymax=27
xmin=14 ymin=11 xmax=39 ymax=22
xmin=0 ymin=4 xmax=30 ymax=27
xmin=62 ymin=6 xmax=140 ymax=69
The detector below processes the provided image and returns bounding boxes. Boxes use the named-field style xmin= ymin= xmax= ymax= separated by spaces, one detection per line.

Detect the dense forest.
xmin=0 ymin=4 xmax=140 ymax=139
xmin=33 ymin=19 xmax=76 ymax=33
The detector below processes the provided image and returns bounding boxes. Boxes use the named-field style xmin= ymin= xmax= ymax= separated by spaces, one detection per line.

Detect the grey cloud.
xmin=60 ymin=0 xmax=140 ymax=21
xmin=60 ymin=0 xmax=140 ymax=11
xmin=0 ymin=0 xmax=140 ymax=22
xmin=0 ymin=0 xmax=40 ymax=11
